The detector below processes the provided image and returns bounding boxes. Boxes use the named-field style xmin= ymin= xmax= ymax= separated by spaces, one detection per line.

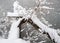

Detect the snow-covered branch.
xmin=5 ymin=0 xmax=60 ymax=43
xmin=31 ymin=13 xmax=60 ymax=43
xmin=8 ymin=18 xmax=23 ymax=39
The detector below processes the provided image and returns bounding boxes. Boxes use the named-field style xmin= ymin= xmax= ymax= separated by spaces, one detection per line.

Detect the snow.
xmin=0 ymin=39 xmax=30 ymax=43
xmin=7 ymin=17 xmax=30 ymax=43
xmin=7 ymin=12 xmax=19 ymax=17
xmin=31 ymin=13 xmax=60 ymax=43
xmin=41 ymin=6 xmax=54 ymax=9
xmin=6 ymin=1 xmax=60 ymax=43
xmin=7 ymin=1 xmax=27 ymax=17
xmin=0 ymin=16 xmax=30 ymax=43
xmin=39 ymin=41 xmax=46 ymax=43
xmin=8 ymin=18 xmax=23 ymax=39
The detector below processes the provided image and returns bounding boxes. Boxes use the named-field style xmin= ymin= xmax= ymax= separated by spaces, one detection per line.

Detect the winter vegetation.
xmin=0 ymin=0 xmax=60 ymax=43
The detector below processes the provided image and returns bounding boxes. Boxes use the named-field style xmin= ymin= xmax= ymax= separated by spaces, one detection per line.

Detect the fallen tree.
xmin=6 ymin=0 xmax=60 ymax=43
xmin=31 ymin=13 xmax=60 ymax=43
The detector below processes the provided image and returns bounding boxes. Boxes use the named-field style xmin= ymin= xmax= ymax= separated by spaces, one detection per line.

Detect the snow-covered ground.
xmin=0 ymin=0 xmax=60 ymax=43
xmin=0 ymin=39 xmax=30 ymax=43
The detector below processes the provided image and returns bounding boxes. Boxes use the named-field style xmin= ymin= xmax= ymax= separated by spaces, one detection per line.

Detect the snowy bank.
xmin=0 ymin=39 xmax=30 ymax=43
